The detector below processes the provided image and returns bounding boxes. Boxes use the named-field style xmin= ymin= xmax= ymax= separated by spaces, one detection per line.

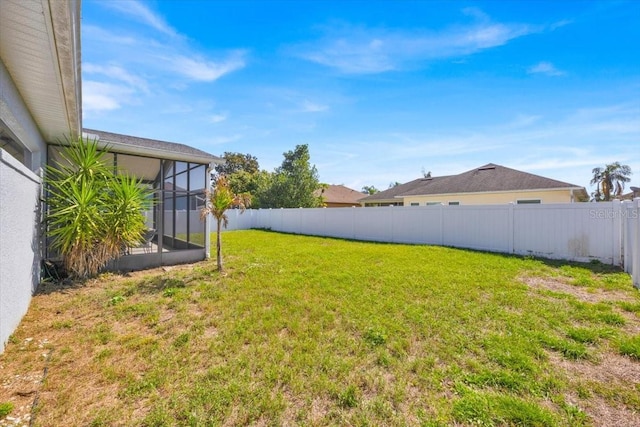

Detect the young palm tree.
xmin=200 ymin=175 xmax=251 ymax=272
xmin=45 ymin=136 xmax=152 ymax=278
xmin=590 ymin=162 xmax=632 ymax=201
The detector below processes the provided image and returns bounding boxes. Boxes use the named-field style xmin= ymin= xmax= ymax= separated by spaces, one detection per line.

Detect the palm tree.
xmin=590 ymin=162 xmax=632 ymax=201
xmin=200 ymin=175 xmax=251 ymax=272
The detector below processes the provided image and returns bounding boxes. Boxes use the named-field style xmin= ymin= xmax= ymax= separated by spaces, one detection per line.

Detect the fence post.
xmin=439 ymin=204 xmax=444 ymax=246
xmin=508 ymin=202 xmax=515 ymax=254
xmin=612 ymin=200 xmax=622 ymax=266
xmin=633 ymin=198 xmax=640 ymax=289
xmin=622 ymin=201 xmax=631 ymax=272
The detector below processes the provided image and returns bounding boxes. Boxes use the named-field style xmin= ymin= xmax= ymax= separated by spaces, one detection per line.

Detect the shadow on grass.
xmin=37 ymin=257 xmax=217 ymax=296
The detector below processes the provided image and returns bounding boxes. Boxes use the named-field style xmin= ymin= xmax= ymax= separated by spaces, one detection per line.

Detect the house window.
xmin=0 ymin=132 xmax=25 ymax=165
xmin=410 ymin=202 xmax=419 ymax=206
xmin=448 ymin=201 xmax=460 ymax=206
xmin=426 ymin=202 xmax=441 ymax=206
xmin=517 ymin=199 xmax=541 ymax=204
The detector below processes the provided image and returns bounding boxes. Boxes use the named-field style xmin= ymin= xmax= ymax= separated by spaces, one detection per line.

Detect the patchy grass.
xmin=0 ymin=402 xmax=13 ymax=418
xmin=1 ymin=230 xmax=639 ymax=426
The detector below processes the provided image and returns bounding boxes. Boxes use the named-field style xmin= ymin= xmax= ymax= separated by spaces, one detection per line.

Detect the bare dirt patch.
xmin=547 ymin=351 xmax=640 ymax=426
xmin=521 ymin=276 xmax=638 ymax=304
xmin=548 ymin=351 xmax=640 ymax=386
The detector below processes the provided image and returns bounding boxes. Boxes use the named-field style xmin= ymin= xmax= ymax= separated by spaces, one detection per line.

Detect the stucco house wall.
xmin=0 ymin=150 xmax=42 ymax=352
xmin=403 ymin=188 xmax=578 ymax=206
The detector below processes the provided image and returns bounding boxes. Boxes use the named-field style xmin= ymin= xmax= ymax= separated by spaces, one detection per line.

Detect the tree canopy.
xmin=362 ymin=185 xmax=379 ymax=195
xmin=214 ymin=152 xmax=259 ymax=176
xmin=258 ymin=144 xmax=323 ymax=208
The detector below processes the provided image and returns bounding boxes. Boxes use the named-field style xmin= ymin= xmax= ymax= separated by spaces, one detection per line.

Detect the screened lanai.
xmin=47 ymin=129 xmax=221 ymax=271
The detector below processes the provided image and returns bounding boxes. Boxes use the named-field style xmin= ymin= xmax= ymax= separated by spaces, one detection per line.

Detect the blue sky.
xmin=81 ymin=0 xmax=639 ymax=193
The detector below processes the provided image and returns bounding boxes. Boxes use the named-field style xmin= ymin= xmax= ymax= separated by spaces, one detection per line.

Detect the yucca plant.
xmin=45 ymin=136 xmax=152 ymax=279
xmin=200 ymin=174 xmax=251 ymax=272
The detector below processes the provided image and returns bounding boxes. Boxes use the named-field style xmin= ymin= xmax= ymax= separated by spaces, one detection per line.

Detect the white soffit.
xmin=0 ymin=0 xmax=81 ymax=143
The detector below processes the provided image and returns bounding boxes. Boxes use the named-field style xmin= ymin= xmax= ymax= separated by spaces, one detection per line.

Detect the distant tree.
xmin=388 ymin=181 xmax=401 ymax=189
xmin=260 ymin=144 xmax=322 ymax=208
xmin=361 ymin=185 xmax=379 ymax=195
xmin=590 ymin=162 xmax=632 ymax=201
xmin=214 ymin=152 xmax=263 ymax=202
xmin=200 ymin=175 xmax=251 ymax=272
xmin=215 ymin=152 xmax=259 ymax=176
xmin=421 ymin=167 xmax=432 ymax=178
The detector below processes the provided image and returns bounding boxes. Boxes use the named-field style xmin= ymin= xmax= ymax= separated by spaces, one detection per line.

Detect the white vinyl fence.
xmin=224 ymin=200 xmax=640 ymax=288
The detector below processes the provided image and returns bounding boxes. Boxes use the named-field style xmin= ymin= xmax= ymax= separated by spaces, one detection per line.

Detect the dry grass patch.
xmin=522 ymin=276 xmax=637 ymax=304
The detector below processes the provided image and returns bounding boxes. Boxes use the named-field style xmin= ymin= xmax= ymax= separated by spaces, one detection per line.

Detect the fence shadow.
xmin=249 ymin=228 xmax=626 ymax=276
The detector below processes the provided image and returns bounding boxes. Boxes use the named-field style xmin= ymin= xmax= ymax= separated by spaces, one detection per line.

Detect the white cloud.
xmin=209 ymin=113 xmax=228 ymax=123
xmin=291 ymin=11 xmax=541 ymax=74
xmin=168 ymin=52 xmax=246 ymax=82
xmin=502 ymin=114 xmax=542 ymax=129
xmin=100 ymin=0 xmax=178 ymax=37
xmin=528 ymin=61 xmax=565 ymax=76
xmin=82 ymin=81 xmax=131 ymax=113
xmin=301 ymin=100 xmax=329 ymax=113
xmin=83 ymin=25 xmax=137 ymax=45
xmin=83 ymin=63 xmax=149 ymax=93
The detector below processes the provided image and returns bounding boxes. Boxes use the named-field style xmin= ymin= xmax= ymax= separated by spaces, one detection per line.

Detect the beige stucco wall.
xmin=403 ymin=189 xmax=577 ymax=206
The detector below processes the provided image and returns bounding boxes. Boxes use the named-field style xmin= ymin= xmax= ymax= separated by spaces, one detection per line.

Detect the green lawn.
xmin=2 ymin=230 xmax=639 ymax=426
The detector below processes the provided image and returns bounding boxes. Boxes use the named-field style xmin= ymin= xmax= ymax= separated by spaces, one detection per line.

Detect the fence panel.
xmin=389 ymin=207 xmax=432 ymax=244
xmin=353 ymin=207 xmax=393 ymax=242
xmin=443 ymin=205 xmax=511 ymax=253
xmin=513 ymin=203 xmax=616 ymax=263
xmin=323 ymin=208 xmax=356 ymax=239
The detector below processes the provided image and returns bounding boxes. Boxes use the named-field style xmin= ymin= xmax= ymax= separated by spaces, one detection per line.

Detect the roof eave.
xmin=49 ymin=0 xmax=82 ymax=138
xmin=98 ymin=139 xmax=222 ymax=165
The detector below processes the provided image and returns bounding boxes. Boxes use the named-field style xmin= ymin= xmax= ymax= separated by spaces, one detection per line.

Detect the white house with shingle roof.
xmin=360 ymin=164 xmax=588 ymax=207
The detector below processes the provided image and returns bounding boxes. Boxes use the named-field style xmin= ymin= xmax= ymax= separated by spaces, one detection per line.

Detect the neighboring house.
xmin=0 ymin=0 xmax=220 ymax=352
xmin=360 ymin=164 xmax=588 ymax=207
xmin=317 ymin=184 xmax=365 ymax=207
xmin=622 ymin=186 xmax=640 ymax=200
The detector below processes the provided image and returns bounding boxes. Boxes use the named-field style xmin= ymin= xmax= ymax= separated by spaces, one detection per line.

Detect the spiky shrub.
xmin=200 ymin=174 xmax=251 ymax=272
xmin=45 ymin=136 xmax=152 ymax=279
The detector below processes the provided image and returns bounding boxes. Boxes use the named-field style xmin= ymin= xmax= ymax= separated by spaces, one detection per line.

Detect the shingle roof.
xmin=359 ymin=176 xmax=451 ymax=202
xmin=402 ymin=164 xmax=583 ymax=196
xmin=316 ymin=185 xmax=365 ymax=204
xmin=360 ymin=164 xmax=585 ymax=201
xmin=83 ymin=129 xmax=220 ymax=164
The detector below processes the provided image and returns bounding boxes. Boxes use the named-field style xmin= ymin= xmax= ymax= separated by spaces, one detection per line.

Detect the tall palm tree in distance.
xmin=200 ymin=175 xmax=251 ymax=272
xmin=590 ymin=162 xmax=632 ymax=201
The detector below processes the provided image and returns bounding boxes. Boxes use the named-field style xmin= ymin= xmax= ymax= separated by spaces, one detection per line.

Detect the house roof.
xmin=0 ymin=0 xmax=82 ymax=145
xmin=402 ymin=164 xmax=585 ymax=196
xmin=317 ymin=185 xmax=365 ymax=205
xmin=360 ymin=163 xmax=586 ymax=202
xmin=82 ymin=129 xmax=221 ymax=165
xmin=359 ymin=176 xmax=452 ymax=202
